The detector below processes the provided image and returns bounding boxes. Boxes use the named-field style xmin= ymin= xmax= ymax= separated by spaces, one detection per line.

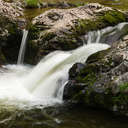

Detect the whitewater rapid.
xmin=0 ymin=43 xmax=109 ymax=108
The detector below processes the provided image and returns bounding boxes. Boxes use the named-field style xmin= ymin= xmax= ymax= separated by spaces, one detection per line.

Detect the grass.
xmin=25 ymin=0 xmax=39 ymax=8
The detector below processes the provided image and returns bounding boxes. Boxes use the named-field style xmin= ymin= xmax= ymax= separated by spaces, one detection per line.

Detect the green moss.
xmin=29 ymin=24 xmax=40 ymax=40
xmin=71 ymin=10 xmax=127 ymax=37
xmin=72 ymin=64 xmax=97 ymax=104
xmin=56 ymin=36 xmax=79 ymax=50
xmin=112 ymin=93 xmax=128 ymax=105
xmin=8 ymin=23 xmax=17 ymax=34
xmin=25 ymin=0 xmax=39 ymax=8
xmin=87 ymin=48 xmax=111 ymax=64
xmin=74 ymin=2 xmax=85 ymax=7
xmin=111 ymin=84 xmax=128 ymax=106
xmin=70 ymin=64 xmax=98 ymax=103
xmin=72 ymin=19 xmax=104 ymax=36
xmin=120 ymin=83 xmax=128 ymax=92
xmin=41 ymin=32 xmax=56 ymax=41
xmin=77 ymin=73 xmax=96 ymax=86
xmin=102 ymin=10 xmax=126 ymax=25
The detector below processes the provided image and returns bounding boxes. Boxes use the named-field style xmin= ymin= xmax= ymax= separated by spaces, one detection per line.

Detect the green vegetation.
xmin=72 ymin=10 xmax=126 ymax=36
xmin=76 ymin=65 xmax=97 ymax=85
xmin=112 ymin=93 xmax=128 ymax=105
xmin=25 ymin=0 xmax=39 ymax=8
xmin=120 ymin=83 xmax=128 ymax=92
xmin=103 ymin=10 xmax=126 ymax=25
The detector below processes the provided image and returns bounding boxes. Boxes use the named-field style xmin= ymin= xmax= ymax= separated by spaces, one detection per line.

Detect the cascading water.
xmin=85 ymin=22 xmax=128 ymax=44
xmin=17 ymin=29 xmax=28 ymax=65
xmin=0 ymin=22 xmax=127 ymax=108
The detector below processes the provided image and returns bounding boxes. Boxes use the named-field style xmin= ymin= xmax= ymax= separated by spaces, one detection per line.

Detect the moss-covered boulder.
xmin=64 ymin=34 xmax=128 ymax=116
xmin=31 ymin=3 xmax=128 ymax=62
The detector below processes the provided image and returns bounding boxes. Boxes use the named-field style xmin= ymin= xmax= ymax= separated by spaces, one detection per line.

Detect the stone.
xmin=0 ymin=0 xmax=24 ymax=64
xmin=123 ymin=35 xmax=128 ymax=41
xmin=64 ymin=37 xmax=128 ymax=116
xmin=30 ymin=3 xmax=127 ymax=62
xmin=69 ymin=63 xmax=85 ymax=79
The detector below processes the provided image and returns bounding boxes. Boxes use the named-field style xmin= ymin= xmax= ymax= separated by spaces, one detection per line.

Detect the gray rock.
xmin=64 ymin=37 xmax=128 ymax=116
xmin=31 ymin=3 xmax=127 ymax=62
xmin=0 ymin=0 xmax=24 ymax=63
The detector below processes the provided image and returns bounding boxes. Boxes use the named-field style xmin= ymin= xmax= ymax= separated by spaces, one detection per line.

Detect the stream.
xmin=0 ymin=22 xmax=128 ymax=127
xmin=0 ymin=0 xmax=128 ymax=127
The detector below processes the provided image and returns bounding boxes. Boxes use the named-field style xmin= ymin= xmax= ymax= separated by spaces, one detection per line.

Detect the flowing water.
xmin=0 ymin=43 xmax=109 ymax=108
xmin=86 ymin=22 xmax=128 ymax=44
xmin=17 ymin=29 xmax=28 ymax=65
xmin=0 ymin=23 xmax=128 ymax=127
xmin=1 ymin=22 xmax=128 ymax=108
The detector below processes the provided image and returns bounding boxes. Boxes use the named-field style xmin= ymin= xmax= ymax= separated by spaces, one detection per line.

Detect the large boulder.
xmin=64 ymin=34 xmax=128 ymax=116
xmin=31 ymin=3 xmax=127 ymax=62
xmin=0 ymin=0 xmax=24 ymax=64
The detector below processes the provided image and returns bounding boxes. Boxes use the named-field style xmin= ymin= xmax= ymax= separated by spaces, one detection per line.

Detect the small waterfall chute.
xmin=85 ymin=22 xmax=128 ymax=44
xmin=17 ymin=29 xmax=28 ymax=65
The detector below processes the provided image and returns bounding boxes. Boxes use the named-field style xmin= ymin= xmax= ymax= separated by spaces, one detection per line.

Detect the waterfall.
xmin=0 ymin=43 xmax=109 ymax=107
xmin=85 ymin=22 xmax=128 ymax=44
xmin=17 ymin=29 xmax=28 ymax=65
xmin=0 ymin=22 xmax=127 ymax=108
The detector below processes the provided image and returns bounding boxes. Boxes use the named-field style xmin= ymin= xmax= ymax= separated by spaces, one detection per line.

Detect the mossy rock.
xmin=0 ymin=16 xmax=23 ymax=64
xmin=33 ymin=7 xmax=128 ymax=62
xmin=64 ymin=39 xmax=128 ymax=116
xmin=103 ymin=10 xmax=126 ymax=25
xmin=119 ymin=83 xmax=128 ymax=93
xmin=72 ymin=10 xmax=127 ymax=36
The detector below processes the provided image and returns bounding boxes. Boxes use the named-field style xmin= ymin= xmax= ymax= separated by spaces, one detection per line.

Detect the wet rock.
xmin=0 ymin=0 xmax=24 ymax=64
xmin=123 ymin=35 xmax=128 ymax=41
xmin=64 ymin=37 xmax=128 ymax=116
xmin=69 ymin=63 xmax=85 ymax=79
xmin=99 ymin=23 xmax=128 ymax=45
xmin=63 ymin=80 xmax=85 ymax=101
